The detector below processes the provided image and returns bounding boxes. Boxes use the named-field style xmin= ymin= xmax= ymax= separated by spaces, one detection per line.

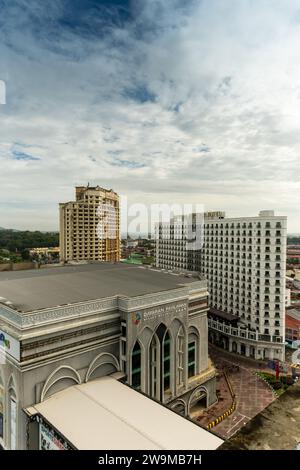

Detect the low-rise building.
xmin=0 ymin=263 xmax=216 ymax=449
xmin=29 ymin=247 xmax=60 ymax=258
xmin=285 ymin=308 xmax=300 ymax=344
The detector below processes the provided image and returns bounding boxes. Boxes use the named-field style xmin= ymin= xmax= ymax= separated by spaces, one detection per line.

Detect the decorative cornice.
xmin=0 ymin=304 xmax=23 ymax=327
xmin=0 ymin=280 xmax=208 ymax=331
xmin=0 ymin=297 xmax=119 ymax=330
xmin=118 ymin=287 xmax=189 ymax=312
xmin=182 ymin=280 xmax=207 ymax=294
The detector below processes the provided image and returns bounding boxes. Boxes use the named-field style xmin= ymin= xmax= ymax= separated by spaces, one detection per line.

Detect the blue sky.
xmin=0 ymin=0 xmax=299 ymax=231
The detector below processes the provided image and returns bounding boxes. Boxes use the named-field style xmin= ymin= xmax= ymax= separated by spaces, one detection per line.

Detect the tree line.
xmin=0 ymin=229 xmax=59 ymax=253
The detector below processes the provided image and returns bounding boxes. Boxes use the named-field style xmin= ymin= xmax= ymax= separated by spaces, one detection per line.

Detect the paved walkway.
xmin=195 ymin=346 xmax=276 ymax=439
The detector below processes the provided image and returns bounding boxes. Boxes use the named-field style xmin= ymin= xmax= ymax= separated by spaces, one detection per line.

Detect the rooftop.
xmin=28 ymin=375 xmax=223 ymax=450
xmin=0 ymin=263 xmax=202 ymax=313
xmin=208 ymin=308 xmax=239 ymax=323
xmin=286 ymin=308 xmax=300 ymax=322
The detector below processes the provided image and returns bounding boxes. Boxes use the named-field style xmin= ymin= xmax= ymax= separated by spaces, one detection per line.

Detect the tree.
xmin=20 ymin=249 xmax=31 ymax=261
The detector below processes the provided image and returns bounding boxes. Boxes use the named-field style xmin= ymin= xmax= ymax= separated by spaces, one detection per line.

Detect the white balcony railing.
xmin=208 ymin=318 xmax=283 ymax=344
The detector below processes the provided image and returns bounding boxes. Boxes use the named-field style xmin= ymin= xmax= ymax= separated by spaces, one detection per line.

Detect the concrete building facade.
xmin=0 ymin=263 xmax=216 ymax=449
xmin=155 ymin=210 xmax=287 ymax=361
xmin=59 ymin=185 xmax=120 ymax=263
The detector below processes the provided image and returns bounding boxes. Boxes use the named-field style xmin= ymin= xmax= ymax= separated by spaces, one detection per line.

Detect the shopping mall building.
xmin=0 ymin=263 xmax=218 ymax=450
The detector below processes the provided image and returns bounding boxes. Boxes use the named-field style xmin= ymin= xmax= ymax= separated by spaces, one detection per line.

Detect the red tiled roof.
xmin=286 ymin=314 xmax=300 ymax=329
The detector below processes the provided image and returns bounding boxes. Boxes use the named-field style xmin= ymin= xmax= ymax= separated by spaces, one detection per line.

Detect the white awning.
xmin=30 ymin=376 xmax=223 ymax=450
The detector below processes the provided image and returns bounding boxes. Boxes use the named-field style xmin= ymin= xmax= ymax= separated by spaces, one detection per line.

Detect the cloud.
xmin=110 ymin=157 xmax=146 ymax=169
xmin=12 ymin=149 xmax=40 ymax=161
xmin=0 ymin=0 xmax=299 ymax=231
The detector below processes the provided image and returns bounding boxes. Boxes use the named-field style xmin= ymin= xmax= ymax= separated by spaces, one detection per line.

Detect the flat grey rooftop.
xmin=0 ymin=263 xmax=199 ymax=313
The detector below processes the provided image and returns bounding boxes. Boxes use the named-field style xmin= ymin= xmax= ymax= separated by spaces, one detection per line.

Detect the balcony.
xmin=208 ymin=318 xmax=283 ymax=345
xmin=258 ymin=334 xmax=271 ymax=342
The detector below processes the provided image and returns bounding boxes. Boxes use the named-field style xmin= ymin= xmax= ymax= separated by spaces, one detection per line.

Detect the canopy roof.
xmin=29 ymin=376 xmax=223 ymax=450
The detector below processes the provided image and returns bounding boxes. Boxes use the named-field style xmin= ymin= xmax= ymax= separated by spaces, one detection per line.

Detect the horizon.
xmin=1 ymin=226 xmax=300 ymax=238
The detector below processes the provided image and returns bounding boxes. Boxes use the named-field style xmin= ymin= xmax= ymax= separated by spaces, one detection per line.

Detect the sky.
xmin=0 ymin=0 xmax=299 ymax=232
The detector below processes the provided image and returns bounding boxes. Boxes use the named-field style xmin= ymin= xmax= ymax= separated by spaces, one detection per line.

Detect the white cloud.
xmin=0 ymin=0 xmax=299 ymax=231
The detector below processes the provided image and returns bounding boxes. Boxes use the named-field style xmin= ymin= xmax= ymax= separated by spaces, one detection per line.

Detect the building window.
xmin=9 ymin=389 xmax=17 ymax=450
xmin=121 ymin=322 xmax=126 ymax=338
xmin=149 ymin=335 xmax=159 ymax=399
xmin=131 ymin=341 xmax=141 ymax=390
xmin=163 ymin=332 xmax=171 ymax=391
xmin=177 ymin=327 xmax=184 ymax=386
xmin=121 ymin=339 xmax=126 ymax=356
xmin=188 ymin=341 xmax=196 ymax=378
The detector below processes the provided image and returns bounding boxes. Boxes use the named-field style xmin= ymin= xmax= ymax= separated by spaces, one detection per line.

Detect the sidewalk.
xmin=195 ymin=345 xmax=276 ymax=439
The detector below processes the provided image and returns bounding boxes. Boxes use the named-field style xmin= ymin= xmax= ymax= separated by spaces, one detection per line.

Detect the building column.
xmin=245 ymin=344 xmax=250 ymax=358
xmin=228 ymin=337 xmax=233 ymax=352
xmin=184 ymin=334 xmax=188 ymax=391
xmin=236 ymin=342 xmax=241 ymax=354
xmin=268 ymin=348 xmax=274 ymax=360
xmin=142 ymin=340 xmax=148 ymax=394
xmin=279 ymin=346 xmax=285 ymax=362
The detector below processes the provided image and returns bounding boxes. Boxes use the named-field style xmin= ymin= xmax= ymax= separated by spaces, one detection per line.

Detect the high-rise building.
xmin=155 ymin=210 xmax=287 ymax=361
xmin=59 ymin=185 xmax=120 ymax=262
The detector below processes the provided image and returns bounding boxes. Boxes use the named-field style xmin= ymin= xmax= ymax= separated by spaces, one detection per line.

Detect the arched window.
xmin=131 ymin=341 xmax=141 ymax=390
xmin=188 ymin=328 xmax=200 ymax=379
xmin=188 ymin=341 xmax=196 ymax=378
xmin=149 ymin=335 xmax=159 ymax=399
xmin=177 ymin=327 xmax=184 ymax=386
xmin=163 ymin=331 xmax=171 ymax=392
xmin=8 ymin=380 xmax=17 ymax=450
xmin=149 ymin=324 xmax=173 ymax=401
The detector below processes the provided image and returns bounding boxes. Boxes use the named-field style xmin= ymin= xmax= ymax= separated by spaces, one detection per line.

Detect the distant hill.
xmin=0 ymin=227 xmax=20 ymax=232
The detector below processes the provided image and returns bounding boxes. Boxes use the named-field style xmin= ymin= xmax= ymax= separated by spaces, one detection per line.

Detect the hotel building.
xmin=156 ymin=210 xmax=287 ymax=361
xmin=59 ymin=185 xmax=120 ymax=262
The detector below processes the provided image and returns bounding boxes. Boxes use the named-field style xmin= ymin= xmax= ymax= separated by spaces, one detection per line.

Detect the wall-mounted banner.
xmin=0 ymin=330 xmax=20 ymax=361
xmin=39 ymin=422 xmax=72 ymax=450
xmin=0 ymin=385 xmax=4 ymax=440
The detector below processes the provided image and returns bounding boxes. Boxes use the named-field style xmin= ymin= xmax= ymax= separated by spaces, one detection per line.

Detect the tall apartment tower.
xmin=155 ymin=213 xmax=204 ymax=272
xmin=59 ymin=185 xmax=120 ymax=262
xmin=156 ymin=210 xmax=287 ymax=361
